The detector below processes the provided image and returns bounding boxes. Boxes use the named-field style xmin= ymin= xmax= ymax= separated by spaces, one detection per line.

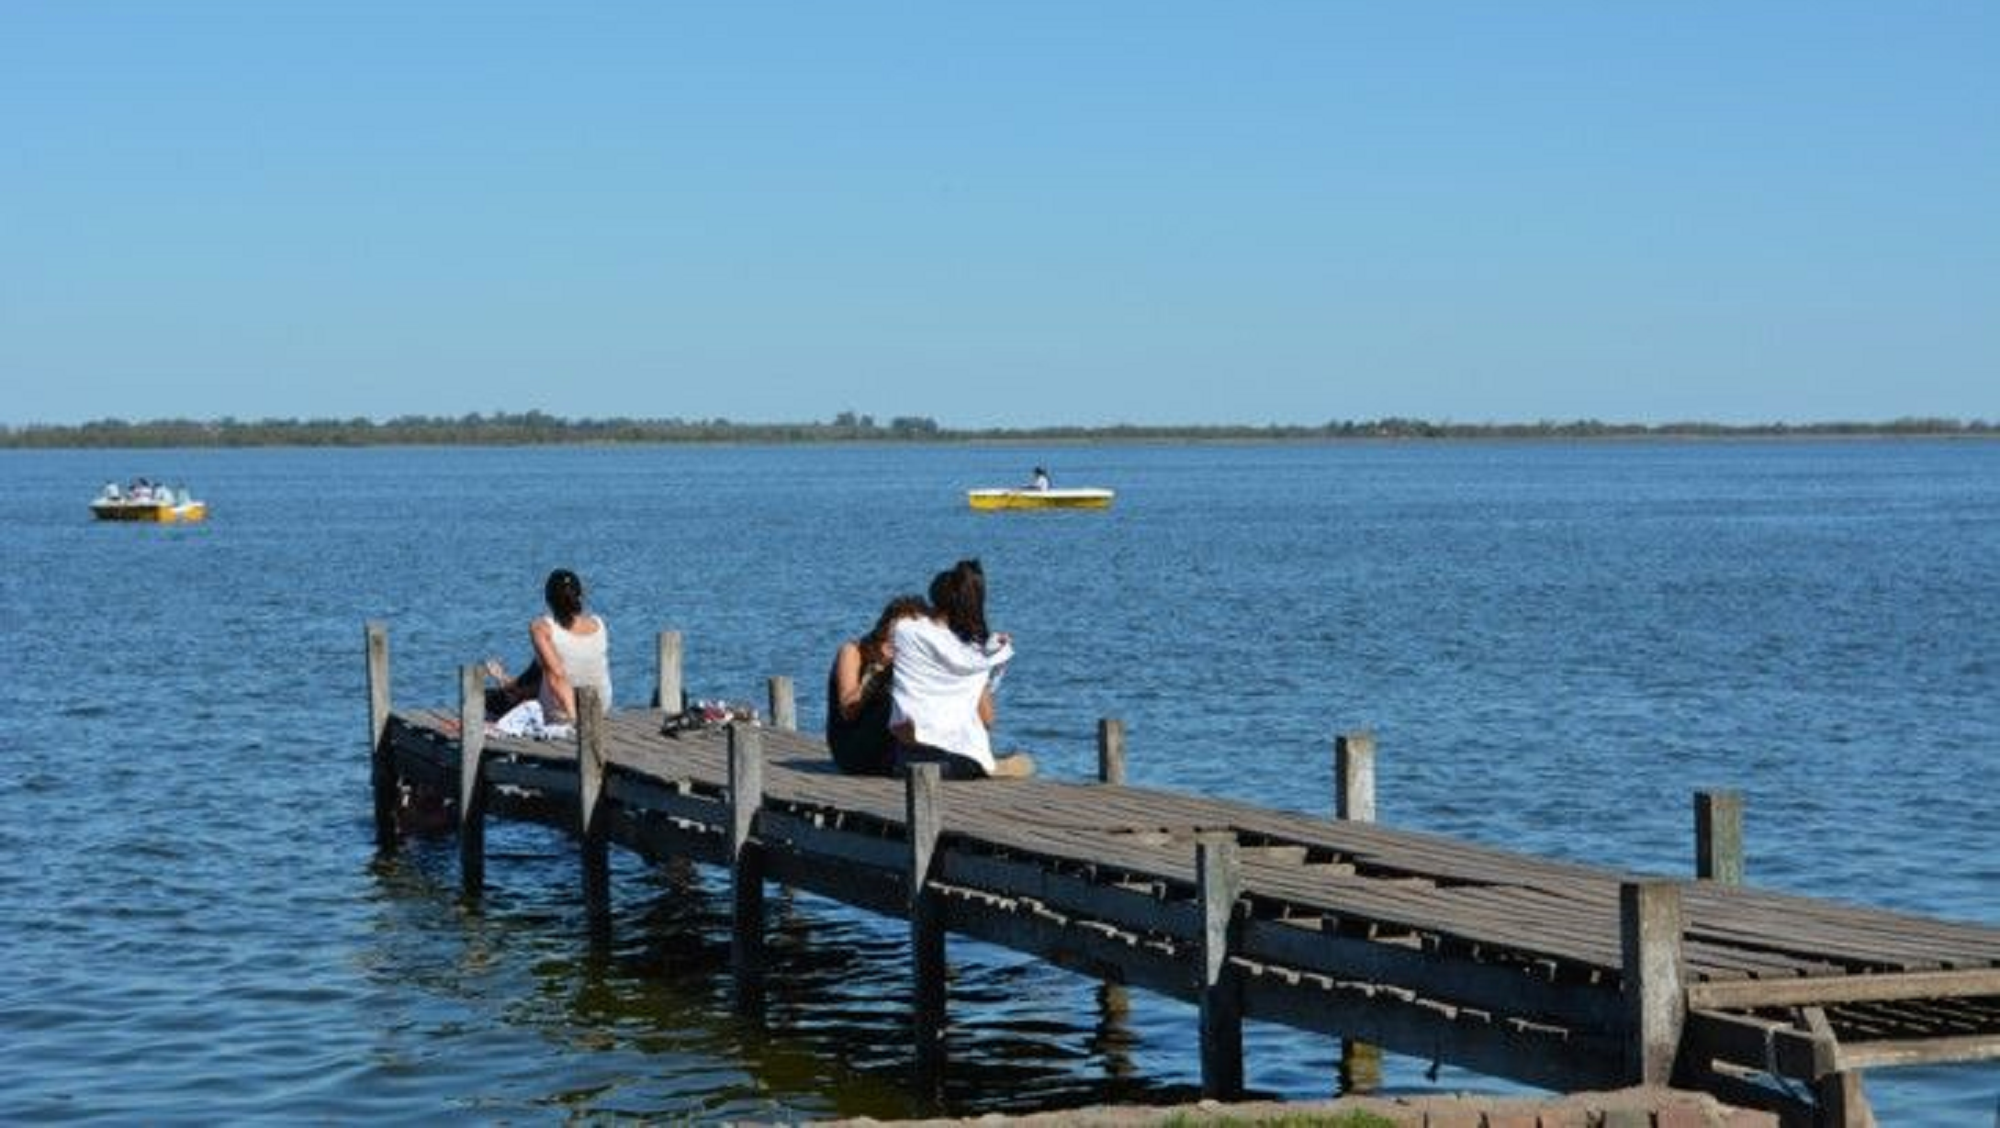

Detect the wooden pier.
xmin=366 ymin=623 xmax=2000 ymax=1126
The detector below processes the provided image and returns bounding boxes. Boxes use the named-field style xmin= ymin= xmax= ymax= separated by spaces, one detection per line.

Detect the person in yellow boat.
xmin=1030 ymin=466 xmax=1050 ymax=490
xmin=889 ymin=559 xmax=1035 ymax=780
xmin=825 ymin=594 xmax=929 ymax=776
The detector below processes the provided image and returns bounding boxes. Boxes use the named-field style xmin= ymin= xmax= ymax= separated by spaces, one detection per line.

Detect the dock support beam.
xmin=577 ymin=687 xmax=610 ymax=931
xmin=767 ymin=675 xmax=796 ymax=731
xmin=1097 ymin=718 xmax=1126 ymax=785
xmin=366 ymin=622 xmax=395 ymax=851
xmin=1695 ymin=790 xmax=1744 ymax=885
xmin=728 ymin=723 xmax=766 ymax=1006
xmin=907 ymin=763 xmax=946 ymax=1086
xmin=1333 ymin=730 xmax=1383 ymax=1093
xmin=458 ymin=663 xmax=487 ymax=896
xmin=1620 ymin=880 xmax=1686 ymax=1085
xmin=1197 ymin=831 xmax=1244 ymax=1099
xmin=655 ymin=630 xmax=683 ymax=712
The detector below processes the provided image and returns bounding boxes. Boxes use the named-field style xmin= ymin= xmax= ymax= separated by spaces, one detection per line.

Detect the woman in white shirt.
xmin=530 ymin=568 xmax=612 ymax=724
xmin=889 ymin=559 xmax=1034 ymax=779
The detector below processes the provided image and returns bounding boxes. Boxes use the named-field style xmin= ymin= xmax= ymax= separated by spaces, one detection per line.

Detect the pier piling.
xmin=1620 ymin=880 xmax=1686 ymax=1085
xmin=1333 ymin=729 xmax=1385 ymax=1093
xmin=1694 ymin=790 xmax=1744 ymax=885
xmin=1334 ymin=730 xmax=1376 ymax=823
xmin=655 ymin=630 xmax=683 ymax=712
xmin=1097 ymin=717 xmax=1126 ymax=785
xmin=729 ymin=722 xmax=767 ymax=1004
xmin=1197 ymin=831 xmax=1245 ymax=1099
xmin=768 ymin=675 xmax=796 ymax=731
xmin=366 ymin=621 xmax=395 ymax=850
xmin=907 ymin=763 xmax=947 ymax=1083
xmin=458 ymin=663 xmax=487 ymax=895
xmin=577 ymin=687 xmax=611 ymax=929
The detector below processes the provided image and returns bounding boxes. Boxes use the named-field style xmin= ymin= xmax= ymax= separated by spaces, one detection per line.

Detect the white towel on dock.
xmin=493 ymin=700 xmax=575 ymax=742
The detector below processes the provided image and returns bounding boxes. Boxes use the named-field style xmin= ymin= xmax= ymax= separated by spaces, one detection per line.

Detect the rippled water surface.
xmin=2 ymin=441 xmax=1995 ymax=1124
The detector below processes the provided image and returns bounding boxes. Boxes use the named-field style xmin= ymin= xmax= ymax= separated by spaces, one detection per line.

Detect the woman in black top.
xmin=825 ymin=594 xmax=928 ymax=775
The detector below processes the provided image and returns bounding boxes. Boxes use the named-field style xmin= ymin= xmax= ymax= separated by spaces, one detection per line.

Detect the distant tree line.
xmin=0 ymin=411 xmax=1992 ymax=449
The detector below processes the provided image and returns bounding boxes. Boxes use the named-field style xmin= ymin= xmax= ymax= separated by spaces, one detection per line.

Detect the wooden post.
xmin=458 ymin=663 xmax=487 ymax=895
xmin=907 ymin=763 xmax=946 ymax=1083
xmin=577 ymin=686 xmax=610 ymax=928
xmin=1097 ymin=717 xmax=1126 ymax=785
xmin=655 ymin=630 xmax=683 ymax=712
xmin=728 ymin=723 xmax=766 ymax=1000
xmin=1333 ymin=730 xmax=1382 ymax=1092
xmin=1335 ymin=731 xmax=1376 ymax=822
xmin=1197 ymin=831 xmax=1244 ymax=1099
xmin=1620 ymin=880 xmax=1686 ymax=1085
xmin=366 ymin=622 xmax=396 ymax=851
xmin=1815 ymin=1068 xmax=1874 ymax=1127
xmin=767 ymin=675 xmax=796 ymax=731
xmin=1695 ymin=790 xmax=1744 ymax=885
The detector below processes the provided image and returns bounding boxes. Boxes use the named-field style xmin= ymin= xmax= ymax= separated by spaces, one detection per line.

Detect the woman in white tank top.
xmin=531 ymin=568 xmax=611 ymax=723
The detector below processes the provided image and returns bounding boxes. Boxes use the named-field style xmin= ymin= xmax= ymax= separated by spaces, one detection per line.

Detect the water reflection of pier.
xmin=367 ymin=624 xmax=2000 ymax=1126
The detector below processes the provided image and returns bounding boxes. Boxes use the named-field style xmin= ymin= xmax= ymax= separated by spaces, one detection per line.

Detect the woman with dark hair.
xmin=825 ymin=594 xmax=929 ymax=776
xmin=888 ymin=559 xmax=1035 ymax=779
xmin=530 ymin=568 xmax=611 ymax=724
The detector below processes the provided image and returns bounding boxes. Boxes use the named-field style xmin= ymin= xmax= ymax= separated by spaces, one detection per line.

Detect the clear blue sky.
xmin=4 ymin=3 xmax=1995 ymax=427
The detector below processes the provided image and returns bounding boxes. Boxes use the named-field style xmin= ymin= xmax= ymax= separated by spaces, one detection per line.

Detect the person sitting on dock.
xmin=530 ymin=568 xmax=612 ymax=725
xmin=481 ymin=655 xmax=543 ymax=720
xmin=889 ymin=559 xmax=1035 ymax=780
xmin=825 ymin=594 xmax=929 ymax=776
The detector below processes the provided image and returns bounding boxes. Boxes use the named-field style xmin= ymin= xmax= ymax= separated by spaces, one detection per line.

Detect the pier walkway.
xmin=365 ymin=625 xmax=2000 ymax=1126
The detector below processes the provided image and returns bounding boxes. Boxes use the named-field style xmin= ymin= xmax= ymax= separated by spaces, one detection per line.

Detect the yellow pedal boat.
xmin=967 ymin=487 xmax=1114 ymax=511
xmin=90 ymin=495 xmax=209 ymax=523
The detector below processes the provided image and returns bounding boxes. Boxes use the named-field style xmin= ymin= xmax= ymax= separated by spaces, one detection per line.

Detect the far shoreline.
xmin=2 ymin=413 xmax=1994 ymax=450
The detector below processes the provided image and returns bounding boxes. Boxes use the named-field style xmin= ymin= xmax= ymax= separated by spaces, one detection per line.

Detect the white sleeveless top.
xmin=539 ymin=614 xmax=612 ymax=717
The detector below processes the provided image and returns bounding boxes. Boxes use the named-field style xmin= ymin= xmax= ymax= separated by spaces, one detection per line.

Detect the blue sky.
xmin=4 ymin=3 xmax=1995 ymax=427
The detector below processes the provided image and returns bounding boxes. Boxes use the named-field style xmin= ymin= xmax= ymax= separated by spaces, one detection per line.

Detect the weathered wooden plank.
xmin=1240 ymin=970 xmax=1627 ymax=1093
xmin=1688 ymin=968 xmax=2000 ymax=1011
xmin=934 ymin=885 xmax=1191 ymax=998
xmin=1239 ymin=917 xmax=1624 ymax=1030
xmin=940 ymin=851 xmax=1200 ymax=940
xmin=1682 ymin=1009 xmax=1834 ymax=1080
xmin=757 ymin=810 xmax=908 ymax=872
xmin=603 ymin=773 xmax=722 ymax=830
xmin=1835 ymin=1031 xmax=2000 ymax=1070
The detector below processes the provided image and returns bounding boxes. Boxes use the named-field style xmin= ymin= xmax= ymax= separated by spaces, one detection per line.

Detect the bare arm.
xmin=833 ymin=642 xmax=869 ymax=721
xmin=977 ymin=683 xmax=996 ymax=729
xmin=530 ymin=619 xmax=574 ymax=720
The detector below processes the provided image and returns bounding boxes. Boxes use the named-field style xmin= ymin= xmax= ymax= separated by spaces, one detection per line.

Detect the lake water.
xmin=1 ymin=440 xmax=1995 ymax=1124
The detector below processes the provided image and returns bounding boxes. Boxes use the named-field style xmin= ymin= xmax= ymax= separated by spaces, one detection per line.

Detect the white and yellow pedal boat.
xmin=966 ymin=487 xmax=1114 ymax=511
